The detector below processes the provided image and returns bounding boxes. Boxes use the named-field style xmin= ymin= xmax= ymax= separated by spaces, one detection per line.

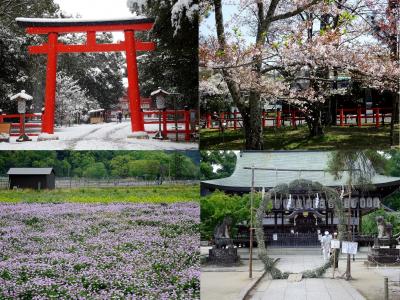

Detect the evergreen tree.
xmin=200 ymin=150 xmax=237 ymax=180
xmin=127 ymin=0 xmax=198 ymax=108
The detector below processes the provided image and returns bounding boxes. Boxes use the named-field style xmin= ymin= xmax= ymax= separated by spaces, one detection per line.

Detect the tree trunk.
xmin=242 ymin=108 xmax=263 ymax=150
xmin=307 ymin=110 xmax=324 ymax=137
xmin=244 ymin=91 xmax=263 ymax=149
xmin=390 ymin=92 xmax=398 ymax=146
xmin=388 ymin=0 xmax=398 ymax=146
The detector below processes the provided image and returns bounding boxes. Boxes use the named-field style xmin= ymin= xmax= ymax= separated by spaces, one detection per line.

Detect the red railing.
xmin=203 ymin=107 xmax=392 ymax=130
xmin=142 ymin=109 xmax=196 ymax=141
xmin=337 ymin=106 xmax=392 ymax=128
xmin=0 ymin=110 xmax=197 ymax=141
xmin=203 ymin=110 xmax=306 ymax=129
xmin=0 ymin=113 xmax=42 ymax=136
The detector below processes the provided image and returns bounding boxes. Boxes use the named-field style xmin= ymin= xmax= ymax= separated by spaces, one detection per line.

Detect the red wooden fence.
xmin=142 ymin=109 xmax=196 ymax=141
xmin=0 ymin=113 xmax=42 ymax=136
xmin=0 ymin=110 xmax=196 ymax=141
xmin=203 ymin=107 xmax=392 ymax=130
xmin=337 ymin=107 xmax=392 ymax=128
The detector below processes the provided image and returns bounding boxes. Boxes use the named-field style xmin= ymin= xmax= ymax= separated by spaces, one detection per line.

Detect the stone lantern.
xmin=150 ymin=87 xmax=169 ymax=140
xmin=10 ymin=90 xmax=33 ymax=142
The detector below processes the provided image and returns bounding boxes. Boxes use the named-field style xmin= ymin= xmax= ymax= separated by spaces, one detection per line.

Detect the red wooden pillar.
xmin=206 ymin=113 xmax=211 ymax=129
xmin=41 ymin=32 xmax=58 ymax=134
xmin=19 ymin=114 xmax=24 ymax=136
xmin=162 ymin=109 xmax=167 ymax=138
xmin=357 ymin=105 xmax=362 ymax=128
xmin=375 ymin=108 xmax=380 ymax=128
xmin=124 ymin=30 xmax=145 ymax=133
xmin=339 ymin=107 xmax=344 ymax=127
xmin=291 ymin=111 xmax=296 ymax=128
xmin=184 ymin=108 xmax=190 ymax=141
xmin=276 ymin=111 xmax=281 ymax=128
xmin=233 ymin=110 xmax=237 ymax=130
xmin=220 ymin=112 xmax=225 ymax=125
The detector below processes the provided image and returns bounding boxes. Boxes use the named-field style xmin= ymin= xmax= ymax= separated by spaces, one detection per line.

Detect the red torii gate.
xmin=16 ymin=17 xmax=155 ymax=138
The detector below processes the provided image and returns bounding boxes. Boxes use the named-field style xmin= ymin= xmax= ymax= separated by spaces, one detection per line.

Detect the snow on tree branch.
xmin=127 ymin=0 xmax=198 ymax=35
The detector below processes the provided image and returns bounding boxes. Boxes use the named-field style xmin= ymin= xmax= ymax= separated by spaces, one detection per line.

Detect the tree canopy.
xmin=200 ymin=150 xmax=237 ymax=180
xmin=200 ymin=0 xmax=400 ymax=149
xmin=0 ymin=151 xmax=199 ymax=180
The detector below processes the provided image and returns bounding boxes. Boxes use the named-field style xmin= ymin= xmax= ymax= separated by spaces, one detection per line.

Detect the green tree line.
xmin=0 ymin=151 xmax=199 ymax=180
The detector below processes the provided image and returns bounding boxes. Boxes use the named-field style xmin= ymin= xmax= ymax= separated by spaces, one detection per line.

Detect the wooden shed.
xmin=7 ymin=168 xmax=55 ymax=190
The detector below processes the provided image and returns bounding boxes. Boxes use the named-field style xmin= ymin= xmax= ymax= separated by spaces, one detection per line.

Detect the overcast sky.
xmin=54 ymin=0 xmax=133 ymax=41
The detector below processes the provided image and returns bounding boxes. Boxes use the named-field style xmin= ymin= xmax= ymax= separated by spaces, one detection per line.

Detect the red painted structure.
xmin=0 ymin=114 xmax=42 ymax=136
xmin=143 ymin=109 xmax=195 ymax=141
xmin=0 ymin=109 xmax=196 ymax=141
xmin=16 ymin=17 xmax=155 ymax=135
xmin=203 ymin=106 xmax=392 ymax=130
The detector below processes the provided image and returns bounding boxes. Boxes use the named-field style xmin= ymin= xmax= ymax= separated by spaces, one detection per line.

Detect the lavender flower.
xmin=0 ymin=203 xmax=200 ymax=299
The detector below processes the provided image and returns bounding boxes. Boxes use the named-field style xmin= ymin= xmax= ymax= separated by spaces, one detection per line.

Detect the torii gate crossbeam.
xmin=16 ymin=17 xmax=155 ymax=137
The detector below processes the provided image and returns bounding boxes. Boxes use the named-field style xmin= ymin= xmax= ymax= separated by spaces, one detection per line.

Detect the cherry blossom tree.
xmin=200 ymin=0 xmax=399 ymax=148
xmin=367 ymin=0 xmax=399 ymax=144
xmin=55 ymin=72 xmax=97 ymax=126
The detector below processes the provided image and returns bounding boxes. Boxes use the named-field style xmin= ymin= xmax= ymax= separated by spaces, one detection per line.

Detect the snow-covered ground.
xmin=0 ymin=120 xmax=198 ymax=150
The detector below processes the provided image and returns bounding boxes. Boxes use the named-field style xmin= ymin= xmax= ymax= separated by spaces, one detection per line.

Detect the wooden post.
xmin=220 ymin=112 xmax=225 ymax=126
xmin=340 ymin=107 xmax=344 ymax=127
xmin=277 ymin=110 xmax=281 ymax=128
xmin=291 ymin=110 xmax=297 ymax=128
xmin=233 ymin=110 xmax=237 ymax=130
xmin=332 ymin=247 xmax=336 ymax=279
xmin=162 ymin=109 xmax=167 ymax=138
xmin=20 ymin=114 xmax=25 ymax=136
xmin=184 ymin=107 xmax=190 ymax=141
xmin=357 ymin=105 xmax=362 ymax=128
xmin=384 ymin=277 xmax=388 ymax=300
xmin=206 ymin=113 xmax=211 ymax=129
xmin=375 ymin=108 xmax=380 ymax=128
xmin=42 ymin=32 xmax=58 ymax=134
xmin=249 ymin=166 xmax=255 ymax=279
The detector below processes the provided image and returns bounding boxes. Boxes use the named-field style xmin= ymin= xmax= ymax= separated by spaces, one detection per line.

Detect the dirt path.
xmin=348 ymin=261 xmax=400 ymax=300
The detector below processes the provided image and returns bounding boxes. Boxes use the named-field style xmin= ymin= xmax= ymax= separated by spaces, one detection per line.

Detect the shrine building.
xmin=201 ymin=151 xmax=400 ymax=246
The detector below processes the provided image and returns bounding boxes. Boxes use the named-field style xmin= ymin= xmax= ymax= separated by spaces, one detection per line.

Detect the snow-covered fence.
xmin=0 ymin=113 xmax=42 ymax=136
xmin=143 ymin=109 xmax=197 ymax=141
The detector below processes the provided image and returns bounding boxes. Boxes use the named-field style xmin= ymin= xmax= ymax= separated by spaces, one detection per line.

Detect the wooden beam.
xmin=25 ymin=23 xmax=154 ymax=34
xmin=28 ymin=41 xmax=155 ymax=54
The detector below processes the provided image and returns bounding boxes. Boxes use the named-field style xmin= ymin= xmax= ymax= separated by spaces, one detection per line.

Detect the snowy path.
xmin=0 ymin=121 xmax=198 ymax=150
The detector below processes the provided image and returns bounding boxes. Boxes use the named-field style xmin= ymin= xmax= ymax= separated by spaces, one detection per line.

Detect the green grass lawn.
xmin=0 ymin=184 xmax=199 ymax=203
xmin=200 ymin=125 xmax=400 ymax=150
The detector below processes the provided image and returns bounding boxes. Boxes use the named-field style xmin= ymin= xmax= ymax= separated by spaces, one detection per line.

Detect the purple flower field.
xmin=0 ymin=203 xmax=200 ymax=299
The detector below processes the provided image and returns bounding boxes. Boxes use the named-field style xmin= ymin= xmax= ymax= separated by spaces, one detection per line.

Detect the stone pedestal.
xmin=208 ymin=247 xmax=240 ymax=265
xmin=37 ymin=133 xmax=59 ymax=141
xmin=127 ymin=131 xmax=149 ymax=139
xmin=368 ymin=247 xmax=400 ymax=264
